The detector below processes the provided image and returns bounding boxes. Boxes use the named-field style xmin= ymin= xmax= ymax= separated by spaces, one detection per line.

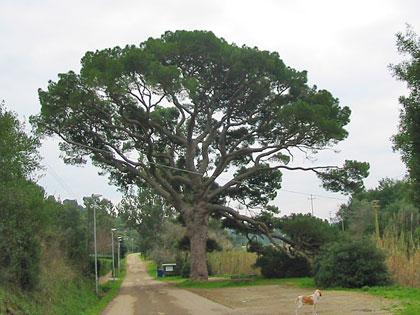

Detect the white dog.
xmin=295 ymin=289 xmax=322 ymax=315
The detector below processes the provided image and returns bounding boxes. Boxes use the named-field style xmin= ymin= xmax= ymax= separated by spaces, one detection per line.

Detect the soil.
xmin=102 ymin=254 xmax=399 ymax=315
xmin=188 ymin=285 xmax=399 ymax=314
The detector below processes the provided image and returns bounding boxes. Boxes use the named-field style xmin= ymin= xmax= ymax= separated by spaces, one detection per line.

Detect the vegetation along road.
xmin=103 ymin=254 xmax=397 ymax=315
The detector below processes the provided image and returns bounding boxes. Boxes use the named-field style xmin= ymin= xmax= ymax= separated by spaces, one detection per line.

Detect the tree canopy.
xmin=32 ymin=30 xmax=368 ymax=279
xmin=390 ymin=26 xmax=420 ymax=206
xmin=0 ymin=101 xmax=40 ymax=181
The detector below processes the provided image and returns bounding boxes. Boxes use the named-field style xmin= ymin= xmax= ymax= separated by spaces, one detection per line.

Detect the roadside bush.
xmin=255 ymin=247 xmax=311 ymax=278
xmin=314 ymin=238 xmax=390 ymax=288
xmin=0 ymin=180 xmax=45 ymax=290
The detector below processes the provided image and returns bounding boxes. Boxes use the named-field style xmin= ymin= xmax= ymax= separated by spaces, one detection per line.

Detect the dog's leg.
xmin=295 ymin=299 xmax=302 ymax=315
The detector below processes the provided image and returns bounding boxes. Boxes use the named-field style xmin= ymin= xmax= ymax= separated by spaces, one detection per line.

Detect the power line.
xmin=44 ymin=161 xmax=77 ymax=198
xmin=280 ymin=189 xmax=347 ymax=201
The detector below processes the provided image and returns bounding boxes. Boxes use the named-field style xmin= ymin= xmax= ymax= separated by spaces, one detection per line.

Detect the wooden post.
xmin=372 ymin=200 xmax=380 ymax=241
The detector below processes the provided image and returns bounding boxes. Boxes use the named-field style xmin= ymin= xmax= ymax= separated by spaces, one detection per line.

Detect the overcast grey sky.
xmin=1 ymin=0 xmax=418 ymax=219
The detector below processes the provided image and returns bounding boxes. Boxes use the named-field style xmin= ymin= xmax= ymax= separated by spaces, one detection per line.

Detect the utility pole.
xmin=308 ymin=194 xmax=316 ymax=216
xmin=117 ymin=236 xmax=122 ymax=276
xmin=93 ymin=203 xmax=98 ymax=295
xmin=111 ymin=228 xmax=117 ymax=279
xmin=92 ymin=193 xmax=102 ymax=295
xmin=372 ymin=200 xmax=381 ymax=241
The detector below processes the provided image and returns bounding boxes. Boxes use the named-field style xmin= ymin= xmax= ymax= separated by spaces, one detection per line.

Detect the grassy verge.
xmin=0 ymin=258 xmax=127 ymax=315
xmin=177 ymin=276 xmax=314 ymax=289
xmin=84 ymin=258 xmax=126 ymax=315
xmin=357 ymin=286 xmax=420 ymax=315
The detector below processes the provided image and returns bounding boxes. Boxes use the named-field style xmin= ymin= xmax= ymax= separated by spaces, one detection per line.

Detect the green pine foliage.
xmin=254 ymin=247 xmax=311 ymax=278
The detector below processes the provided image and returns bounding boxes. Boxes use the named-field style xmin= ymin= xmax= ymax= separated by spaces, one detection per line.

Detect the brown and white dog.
xmin=295 ymin=289 xmax=322 ymax=315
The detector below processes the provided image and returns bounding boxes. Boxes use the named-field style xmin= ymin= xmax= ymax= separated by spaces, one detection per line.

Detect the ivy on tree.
xmin=32 ymin=30 xmax=368 ymax=280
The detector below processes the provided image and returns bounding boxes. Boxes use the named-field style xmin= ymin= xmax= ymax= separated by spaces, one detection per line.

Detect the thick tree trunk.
xmin=185 ymin=210 xmax=209 ymax=281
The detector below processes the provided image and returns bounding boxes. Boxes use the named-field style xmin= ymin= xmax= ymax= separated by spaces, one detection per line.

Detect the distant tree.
xmin=390 ymin=26 xmax=420 ymax=205
xmin=83 ymin=195 xmax=116 ymax=254
xmin=118 ymin=187 xmax=173 ymax=254
xmin=59 ymin=200 xmax=90 ymax=267
xmin=336 ymin=178 xmax=419 ymax=246
xmin=33 ymin=30 xmax=368 ymax=279
xmin=337 ymin=199 xmax=375 ymax=235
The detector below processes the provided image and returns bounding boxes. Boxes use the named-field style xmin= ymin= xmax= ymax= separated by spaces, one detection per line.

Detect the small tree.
xmin=314 ymin=238 xmax=390 ymax=288
xmin=33 ymin=31 xmax=368 ymax=280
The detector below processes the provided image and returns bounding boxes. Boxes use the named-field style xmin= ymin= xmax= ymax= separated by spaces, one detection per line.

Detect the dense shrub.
xmin=255 ymin=247 xmax=311 ymax=278
xmin=314 ymin=238 xmax=390 ymax=288
xmin=0 ymin=180 xmax=45 ymax=290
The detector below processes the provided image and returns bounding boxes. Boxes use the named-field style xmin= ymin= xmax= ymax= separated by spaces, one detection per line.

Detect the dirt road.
xmin=102 ymin=254 xmax=397 ymax=315
xmin=101 ymin=254 xmax=230 ymax=315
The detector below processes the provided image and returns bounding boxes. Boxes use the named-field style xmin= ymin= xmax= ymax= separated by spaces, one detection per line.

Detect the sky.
xmin=1 ymin=0 xmax=418 ymax=219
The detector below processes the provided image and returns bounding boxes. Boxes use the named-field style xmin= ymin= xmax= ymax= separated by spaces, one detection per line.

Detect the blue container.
xmin=157 ymin=268 xmax=164 ymax=277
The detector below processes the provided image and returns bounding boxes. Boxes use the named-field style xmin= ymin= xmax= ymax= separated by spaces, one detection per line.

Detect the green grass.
xmin=84 ymin=258 xmax=126 ymax=315
xmin=0 ymin=258 xmax=127 ymax=315
xmin=176 ymin=276 xmax=314 ymax=289
xmin=356 ymin=286 xmax=420 ymax=315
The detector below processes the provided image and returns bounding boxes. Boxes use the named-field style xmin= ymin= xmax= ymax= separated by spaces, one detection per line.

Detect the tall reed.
xmin=379 ymin=227 xmax=420 ymax=287
xmin=208 ymin=250 xmax=260 ymax=275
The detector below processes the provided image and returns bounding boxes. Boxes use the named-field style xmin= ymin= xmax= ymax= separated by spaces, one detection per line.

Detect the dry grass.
xmin=386 ymin=250 xmax=420 ymax=287
xmin=379 ymin=232 xmax=420 ymax=288
xmin=208 ymin=250 xmax=260 ymax=276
